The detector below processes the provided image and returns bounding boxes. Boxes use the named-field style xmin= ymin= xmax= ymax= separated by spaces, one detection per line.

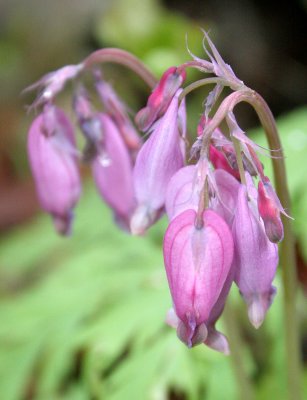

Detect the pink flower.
xmin=131 ymin=91 xmax=184 ymax=234
xmin=27 ymin=105 xmax=81 ymax=235
xmin=163 ymin=209 xmax=234 ymax=347
xmin=232 ymin=183 xmax=278 ymax=328
xmin=92 ymin=114 xmax=136 ymax=230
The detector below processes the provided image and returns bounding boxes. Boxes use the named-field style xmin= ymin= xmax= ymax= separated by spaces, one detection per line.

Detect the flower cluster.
xmin=26 ymin=34 xmax=286 ymax=354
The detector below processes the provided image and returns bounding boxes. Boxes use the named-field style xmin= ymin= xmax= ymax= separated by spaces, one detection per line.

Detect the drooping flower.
xmin=92 ymin=114 xmax=136 ymax=230
xmin=27 ymin=105 xmax=81 ymax=235
xmin=163 ymin=209 xmax=234 ymax=347
xmin=131 ymin=91 xmax=184 ymax=234
xmin=232 ymin=183 xmax=278 ymax=328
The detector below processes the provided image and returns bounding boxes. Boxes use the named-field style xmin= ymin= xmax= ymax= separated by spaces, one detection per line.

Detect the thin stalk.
xmin=231 ymin=137 xmax=247 ymax=185
xmin=223 ymin=303 xmax=255 ymax=400
xmin=179 ymin=77 xmax=227 ymax=102
xmin=82 ymin=48 xmax=157 ymax=89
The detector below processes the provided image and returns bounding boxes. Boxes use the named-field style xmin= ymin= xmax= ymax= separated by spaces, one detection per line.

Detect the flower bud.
xmin=258 ymin=178 xmax=284 ymax=243
xmin=232 ymin=184 xmax=278 ymax=328
xmin=135 ymin=67 xmax=186 ymax=131
xmin=27 ymin=106 xmax=81 ymax=235
xmin=131 ymin=92 xmax=184 ymax=234
xmin=163 ymin=209 xmax=234 ymax=347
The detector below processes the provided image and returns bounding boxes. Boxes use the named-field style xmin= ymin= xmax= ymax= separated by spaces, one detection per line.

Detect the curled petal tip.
xmin=165 ymin=308 xmax=179 ymax=329
xmin=246 ymin=288 xmax=276 ymax=329
xmin=204 ymin=330 xmax=230 ymax=355
xmin=264 ymin=219 xmax=284 ymax=243
xmin=177 ymin=320 xmax=208 ymax=348
xmin=247 ymin=299 xmax=265 ymax=329
xmin=53 ymin=213 xmax=73 ymax=236
xmin=130 ymin=206 xmax=159 ymax=236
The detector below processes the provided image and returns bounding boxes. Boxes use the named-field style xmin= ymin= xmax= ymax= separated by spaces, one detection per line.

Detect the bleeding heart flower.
xmin=92 ymin=114 xmax=136 ymax=230
xmin=232 ymin=183 xmax=278 ymax=328
xmin=131 ymin=91 xmax=184 ymax=234
xmin=163 ymin=208 xmax=234 ymax=347
xmin=27 ymin=105 xmax=81 ymax=235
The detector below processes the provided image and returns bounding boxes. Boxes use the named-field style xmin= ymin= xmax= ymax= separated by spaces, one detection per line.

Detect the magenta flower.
xmin=135 ymin=66 xmax=186 ymax=131
xmin=27 ymin=105 xmax=81 ymax=235
xmin=131 ymin=91 xmax=184 ymax=234
xmin=163 ymin=209 xmax=234 ymax=347
xmin=232 ymin=183 xmax=278 ymax=328
xmin=92 ymin=114 xmax=136 ymax=229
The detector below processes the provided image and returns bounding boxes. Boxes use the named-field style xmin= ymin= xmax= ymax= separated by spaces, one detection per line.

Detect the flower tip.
xmin=247 ymin=296 xmax=266 ymax=329
xmin=177 ymin=320 xmax=208 ymax=348
xmin=248 ymin=301 xmax=265 ymax=329
xmin=204 ymin=330 xmax=230 ymax=355
xmin=165 ymin=308 xmax=179 ymax=328
xmin=130 ymin=205 xmax=155 ymax=236
xmin=53 ymin=213 xmax=73 ymax=236
xmin=135 ymin=107 xmax=153 ymax=131
xmin=264 ymin=219 xmax=284 ymax=243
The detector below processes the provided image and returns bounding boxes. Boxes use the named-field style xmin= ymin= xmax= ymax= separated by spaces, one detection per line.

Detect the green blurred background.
xmin=0 ymin=0 xmax=307 ymax=399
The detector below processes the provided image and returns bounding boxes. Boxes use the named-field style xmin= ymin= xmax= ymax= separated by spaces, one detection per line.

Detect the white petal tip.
xmin=248 ymin=300 xmax=265 ymax=329
xmin=205 ymin=330 xmax=230 ymax=355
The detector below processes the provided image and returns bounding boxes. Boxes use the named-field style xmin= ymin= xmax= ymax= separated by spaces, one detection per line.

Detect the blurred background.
xmin=0 ymin=0 xmax=306 ymax=399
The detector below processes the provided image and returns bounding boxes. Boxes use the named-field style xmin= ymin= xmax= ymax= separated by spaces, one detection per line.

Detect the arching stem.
xmin=83 ymin=48 xmax=157 ymax=89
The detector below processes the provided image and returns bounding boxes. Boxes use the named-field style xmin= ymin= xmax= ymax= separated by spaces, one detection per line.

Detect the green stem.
xmin=223 ymin=303 xmax=255 ymax=400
